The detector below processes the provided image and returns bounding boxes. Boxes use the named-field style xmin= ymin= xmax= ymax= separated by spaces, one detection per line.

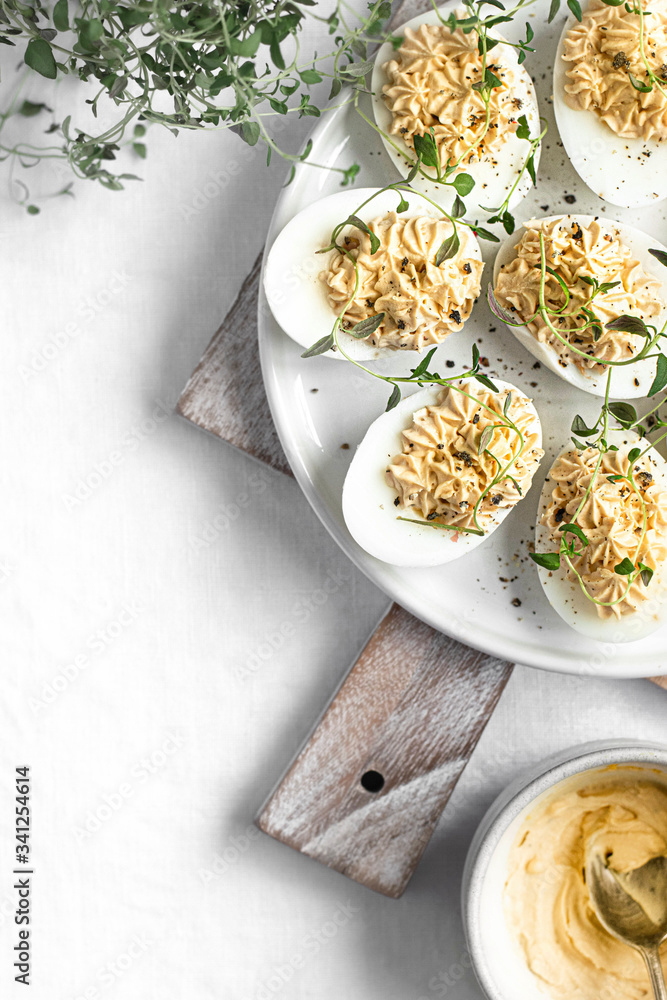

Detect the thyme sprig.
xmin=2 ymin=0 xmax=547 ymax=220
xmin=0 ymin=0 xmax=393 ymax=208
xmin=480 ymin=114 xmax=547 ymax=233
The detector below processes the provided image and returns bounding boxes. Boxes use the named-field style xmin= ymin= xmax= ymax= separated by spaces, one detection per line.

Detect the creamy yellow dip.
xmin=505 ymin=768 xmax=667 ymax=1000
xmin=386 ymin=384 xmax=543 ymax=530
xmin=541 ymin=446 xmax=667 ymax=618
xmin=563 ymin=0 xmax=667 ymax=143
xmin=322 ymin=212 xmax=483 ymax=351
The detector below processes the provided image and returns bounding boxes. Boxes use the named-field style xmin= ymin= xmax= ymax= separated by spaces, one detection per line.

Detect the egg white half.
xmin=263 ymin=186 xmax=482 ymax=361
xmin=554 ymin=4 xmax=667 ymax=208
xmin=492 ymin=215 xmax=667 ymax=398
xmin=342 ymin=378 xmax=542 ymax=567
xmin=535 ymin=429 xmax=667 ymax=642
xmin=370 ymin=3 xmax=542 ymax=218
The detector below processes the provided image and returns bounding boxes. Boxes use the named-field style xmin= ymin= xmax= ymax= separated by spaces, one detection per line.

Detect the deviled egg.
xmin=371 ymin=4 xmax=542 ymax=216
xmin=534 ymin=430 xmax=667 ymax=641
xmin=342 ymin=378 xmax=543 ymax=566
xmin=492 ymin=215 xmax=667 ymax=397
xmin=263 ymin=187 xmax=483 ymax=360
xmin=554 ymin=0 xmax=667 ymax=207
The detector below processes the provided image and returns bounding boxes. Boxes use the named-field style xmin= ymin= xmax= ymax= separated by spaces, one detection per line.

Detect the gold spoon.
xmin=587 ymin=851 xmax=667 ymax=1000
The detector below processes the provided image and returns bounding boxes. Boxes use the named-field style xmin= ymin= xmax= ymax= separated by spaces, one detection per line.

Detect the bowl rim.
xmin=462 ymin=739 xmax=667 ymax=1000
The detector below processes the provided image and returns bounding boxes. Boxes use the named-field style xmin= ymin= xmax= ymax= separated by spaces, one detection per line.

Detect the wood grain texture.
xmin=177 ymin=253 xmax=292 ymax=478
xmin=257 ymin=603 xmax=513 ymax=898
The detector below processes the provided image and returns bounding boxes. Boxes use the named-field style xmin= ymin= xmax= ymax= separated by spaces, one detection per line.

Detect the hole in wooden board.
xmin=360 ymin=770 xmax=385 ymax=793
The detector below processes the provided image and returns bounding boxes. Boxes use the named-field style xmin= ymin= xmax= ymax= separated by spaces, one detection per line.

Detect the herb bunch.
xmin=0 ymin=0 xmax=391 ymax=208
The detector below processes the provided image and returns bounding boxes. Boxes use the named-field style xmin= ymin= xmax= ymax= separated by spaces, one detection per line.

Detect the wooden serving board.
xmin=177 ymin=0 xmax=667 ymax=893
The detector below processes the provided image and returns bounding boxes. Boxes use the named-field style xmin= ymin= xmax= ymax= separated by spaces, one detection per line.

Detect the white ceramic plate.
xmin=258 ymin=5 xmax=667 ymax=677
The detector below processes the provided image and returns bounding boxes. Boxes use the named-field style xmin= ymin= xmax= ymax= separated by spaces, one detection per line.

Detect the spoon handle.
xmin=642 ymin=946 xmax=667 ymax=1000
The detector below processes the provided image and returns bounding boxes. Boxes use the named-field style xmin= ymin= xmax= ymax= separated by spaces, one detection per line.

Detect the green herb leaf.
xmin=649 ymin=248 xmax=667 ymax=268
xmin=345 ymin=215 xmax=380 ymax=254
xmin=479 ymin=424 xmax=494 ymax=454
xmin=396 ymin=195 xmax=409 ymax=213
xmin=386 ymin=384 xmax=401 ymax=410
xmin=571 ymin=414 xmax=598 ymax=437
xmin=531 ymin=551 xmax=561 ymax=570
xmin=608 ymin=401 xmax=637 ymax=426
xmin=302 ymin=334 xmax=334 ymax=357
xmin=614 ymin=557 xmax=636 ymax=576
xmin=435 ymin=229 xmax=460 ymax=266
xmin=606 ymin=315 xmax=649 ymax=336
xmin=452 ymin=172 xmax=475 ymax=196
xmin=649 ymin=353 xmax=667 ymax=397
xmin=25 ymin=37 xmax=57 ymax=79
xmin=348 ymin=312 xmax=385 ymax=338
xmin=628 ymin=447 xmax=641 ymax=464
xmin=503 ymin=392 xmax=512 ymax=416
xmin=515 ymin=114 xmax=531 ymax=141
xmin=299 ymin=68 xmax=322 ymax=84
xmin=639 ymin=562 xmax=654 ymax=587
xmin=412 ymin=132 xmax=439 ymax=169
xmin=629 ymin=72 xmax=652 ymax=93
xmin=567 ymin=0 xmax=583 ymax=19
xmin=53 ymin=0 xmax=69 ymax=31
xmin=559 ymin=522 xmax=589 ymax=547
xmin=451 ymin=194 xmax=466 ymax=218
xmin=475 ymin=373 xmax=499 ymax=392
xmin=19 ymin=100 xmax=49 ymax=117
xmin=548 ymin=0 xmax=561 ymax=19
xmin=473 ymin=227 xmax=500 ymax=243
xmin=501 ymin=211 xmax=515 ymax=234
xmin=412 ymin=347 xmax=438 ymax=379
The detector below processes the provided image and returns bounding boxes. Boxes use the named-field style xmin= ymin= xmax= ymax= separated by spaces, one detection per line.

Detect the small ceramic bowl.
xmin=461 ymin=740 xmax=667 ymax=1000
